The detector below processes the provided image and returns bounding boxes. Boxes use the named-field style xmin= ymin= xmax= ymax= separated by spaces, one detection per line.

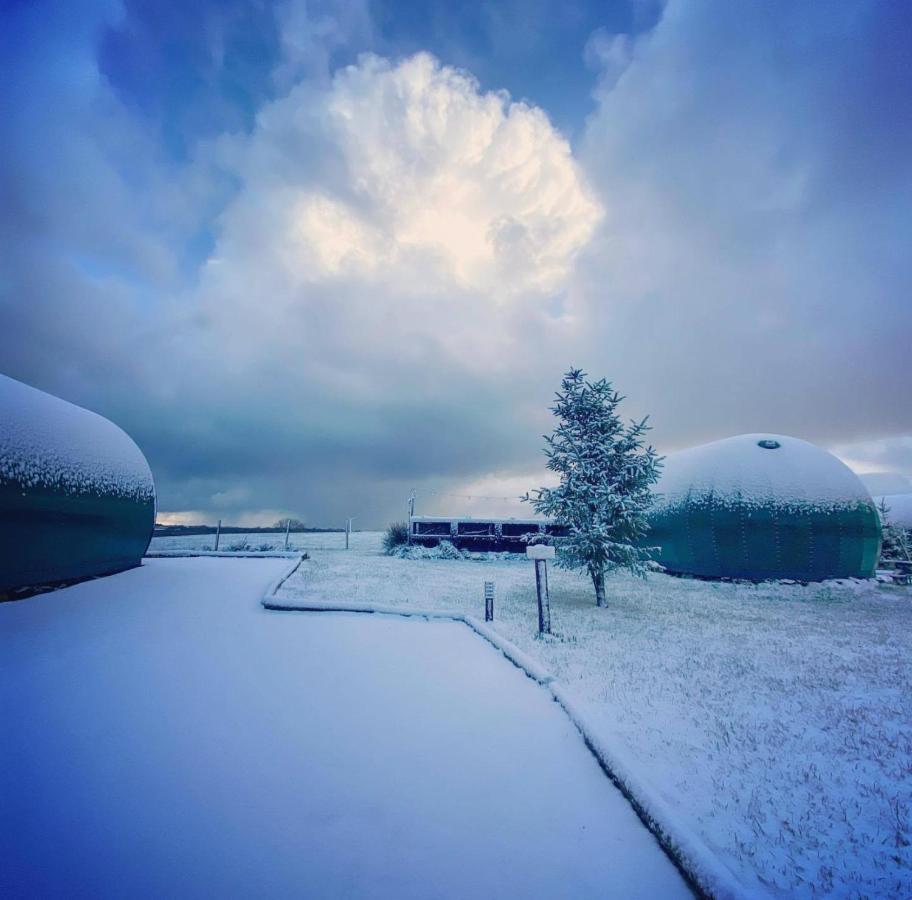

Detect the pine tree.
xmin=526 ymin=368 xmax=662 ymax=607
xmin=877 ymin=498 xmax=911 ymax=562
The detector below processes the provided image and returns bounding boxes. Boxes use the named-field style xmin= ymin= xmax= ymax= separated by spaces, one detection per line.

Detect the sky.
xmin=1 ymin=0 xmax=910 ymax=527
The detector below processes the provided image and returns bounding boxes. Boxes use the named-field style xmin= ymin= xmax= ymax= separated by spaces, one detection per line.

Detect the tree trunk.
xmin=591 ymin=567 xmax=606 ymax=607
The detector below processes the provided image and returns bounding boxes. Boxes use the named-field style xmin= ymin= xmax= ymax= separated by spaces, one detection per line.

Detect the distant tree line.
xmin=273 ymin=518 xmax=308 ymax=530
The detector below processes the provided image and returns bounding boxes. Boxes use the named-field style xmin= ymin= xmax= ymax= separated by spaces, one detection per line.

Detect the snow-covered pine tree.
xmin=526 ymin=368 xmax=662 ymax=607
xmin=877 ymin=498 xmax=911 ymax=562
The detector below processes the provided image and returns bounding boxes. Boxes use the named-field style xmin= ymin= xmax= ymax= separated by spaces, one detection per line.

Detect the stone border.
xmin=146 ymin=551 xmax=302 ymax=559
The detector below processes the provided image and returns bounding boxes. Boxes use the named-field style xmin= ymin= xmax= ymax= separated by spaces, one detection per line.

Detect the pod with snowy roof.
xmin=0 ymin=375 xmax=155 ymax=595
xmin=647 ymin=434 xmax=881 ymax=582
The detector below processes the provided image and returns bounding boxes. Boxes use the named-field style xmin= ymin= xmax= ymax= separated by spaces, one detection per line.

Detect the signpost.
xmin=526 ymin=544 xmax=555 ymax=635
xmin=484 ymin=581 xmax=494 ymax=622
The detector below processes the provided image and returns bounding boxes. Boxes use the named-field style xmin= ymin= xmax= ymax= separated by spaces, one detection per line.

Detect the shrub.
xmin=436 ymin=540 xmax=460 ymax=559
xmin=383 ymin=521 xmax=410 ymax=554
xmin=392 ymin=542 xmax=524 ymax=561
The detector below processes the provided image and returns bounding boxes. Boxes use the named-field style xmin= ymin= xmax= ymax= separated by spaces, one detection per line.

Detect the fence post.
xmin=534 ymin=560 xmax=551 ymax=635
xmin=526 ymin=545 xmax=554 ymax=636
xmin=284 ymin=519 xmax=291 ymax=550
xmin=484 ymin=581 xmax=494 ymax=622
xmin=214 ymin=518 xmax=221 ymax=552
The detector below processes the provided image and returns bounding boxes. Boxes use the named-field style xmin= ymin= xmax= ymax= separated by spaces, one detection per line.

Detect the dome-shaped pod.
xmin=647 ymin=434 xmax=881 ymax=581
xmin=0 ymin=375 xmax=155 ymax=594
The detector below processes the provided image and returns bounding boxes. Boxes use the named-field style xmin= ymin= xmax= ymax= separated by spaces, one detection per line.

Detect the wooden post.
xmin=214 ymin=518 xmax=221 ymax=552
xmin=527 ymin=545 xmax=554 ymax=636
xmin=534 ymin=560 xmax=551 ymax=635
xmin=284 ymin=519 xmax=291 ymax=550
xmin=345 ymin=517 xmax=354 ymax=550
xmin=484 ymin=581 xmax=494 ymax=622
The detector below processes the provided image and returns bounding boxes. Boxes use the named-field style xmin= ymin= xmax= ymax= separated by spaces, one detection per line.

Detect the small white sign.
xmin=526 ymin=545 xmax=556 ymax=560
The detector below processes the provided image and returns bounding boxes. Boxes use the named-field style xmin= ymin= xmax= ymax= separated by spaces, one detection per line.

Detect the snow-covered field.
xmin=148 ymin=530 xmax=371 ymax=553
xmin=0 ymin=557 xmax=688 ymax=899
xmin=278 ymin=533 xmax=912 ymax=898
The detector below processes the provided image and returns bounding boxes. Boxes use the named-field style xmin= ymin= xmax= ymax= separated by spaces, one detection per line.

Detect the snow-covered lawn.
xmin=278 ymin=533 xmax=912 ymax=898
xmin=148 ymin=530 xmax=372 ymax=553
xmin=0 ymin=557 xmax=688 ymax=899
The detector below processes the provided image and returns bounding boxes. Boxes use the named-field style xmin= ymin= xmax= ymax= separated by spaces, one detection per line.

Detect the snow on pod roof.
xmin=0 ymin=374 xmax=155 ymax=503
xmin=654 ymin=433 xmax=874 ymax=513
xmin=875 ymin=494 xmax=912 ymax=529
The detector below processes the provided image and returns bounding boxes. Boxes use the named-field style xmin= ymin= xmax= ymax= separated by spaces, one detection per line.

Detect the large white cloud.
xmin=207 ymin=55 xmax=598 ymax=289
xmin=138 ymin=51 xmax=602 ymax=519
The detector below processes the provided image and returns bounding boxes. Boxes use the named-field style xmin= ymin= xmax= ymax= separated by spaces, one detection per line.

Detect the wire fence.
xmin=148 ymin=528 xmax=379 ymax=554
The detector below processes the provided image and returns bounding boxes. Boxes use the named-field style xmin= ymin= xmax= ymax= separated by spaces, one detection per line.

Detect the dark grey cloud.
xmin=577 ymin=0 xmax=911 ymax=456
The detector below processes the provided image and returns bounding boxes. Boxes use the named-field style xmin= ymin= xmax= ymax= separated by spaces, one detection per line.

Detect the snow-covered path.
xmin=1 ymin=558 xmax=689 ymax=899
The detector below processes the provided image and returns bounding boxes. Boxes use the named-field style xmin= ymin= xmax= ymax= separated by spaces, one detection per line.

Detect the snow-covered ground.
xmin=278 ymin=533 xmax=912 ymax=898
xmin=148 ymin=530 xmax=372 ymax=553
xmin=0 ymin=557 xmax=688 ymax=899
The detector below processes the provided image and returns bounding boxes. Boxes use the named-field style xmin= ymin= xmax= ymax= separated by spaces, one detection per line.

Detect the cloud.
xmin=160 ymin=52 xmax=601 ymax=520
xmin=13 ymin=44 xmax=596 ymax=523
xmin=575 ymin=0 xmax=912 ymax=457
xmin=208 ymin=53 xmax=600 ymax=300
xmin=583 ymin=28 xmax=632 ymax=91
xmin=273 ymin=0 xmax=373 ymax=90
xmin=2 ymin=0 xmax=909 ymax=526
xmin=834 ymin=436 xmax=912 ymax=473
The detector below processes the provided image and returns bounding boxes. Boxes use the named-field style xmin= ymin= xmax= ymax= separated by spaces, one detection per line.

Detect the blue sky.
xmin=1 ymin=0 xmax=910 ymax=526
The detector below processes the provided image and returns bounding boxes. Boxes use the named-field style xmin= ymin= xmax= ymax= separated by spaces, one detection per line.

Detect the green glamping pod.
xmin=648 ymin=434 xmax=881 ymax=581
xmin=0 ymin=374 xmax=155 ymax=595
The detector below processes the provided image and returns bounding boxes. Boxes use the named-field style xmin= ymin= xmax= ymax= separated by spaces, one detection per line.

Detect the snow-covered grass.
xmin=1 ymin=557 xmax=688 ymax=899
xmin=278 ymin=532 xmax=912 ymax=898
xmin=148 ymin=529 xmax=371 ymax=553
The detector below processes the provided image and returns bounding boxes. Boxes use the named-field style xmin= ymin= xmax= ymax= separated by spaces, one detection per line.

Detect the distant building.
xmin=409 ymin=515 xmax=567 ymax=552
xmin=647 ymin=434 xmax=881 ymax=581
xmin=0 ymin=375 xmax=155 ymax=596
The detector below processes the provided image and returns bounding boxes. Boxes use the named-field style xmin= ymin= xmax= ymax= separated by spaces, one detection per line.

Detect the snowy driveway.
xmin=1 ymin=558 xmax=689 ymax=899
